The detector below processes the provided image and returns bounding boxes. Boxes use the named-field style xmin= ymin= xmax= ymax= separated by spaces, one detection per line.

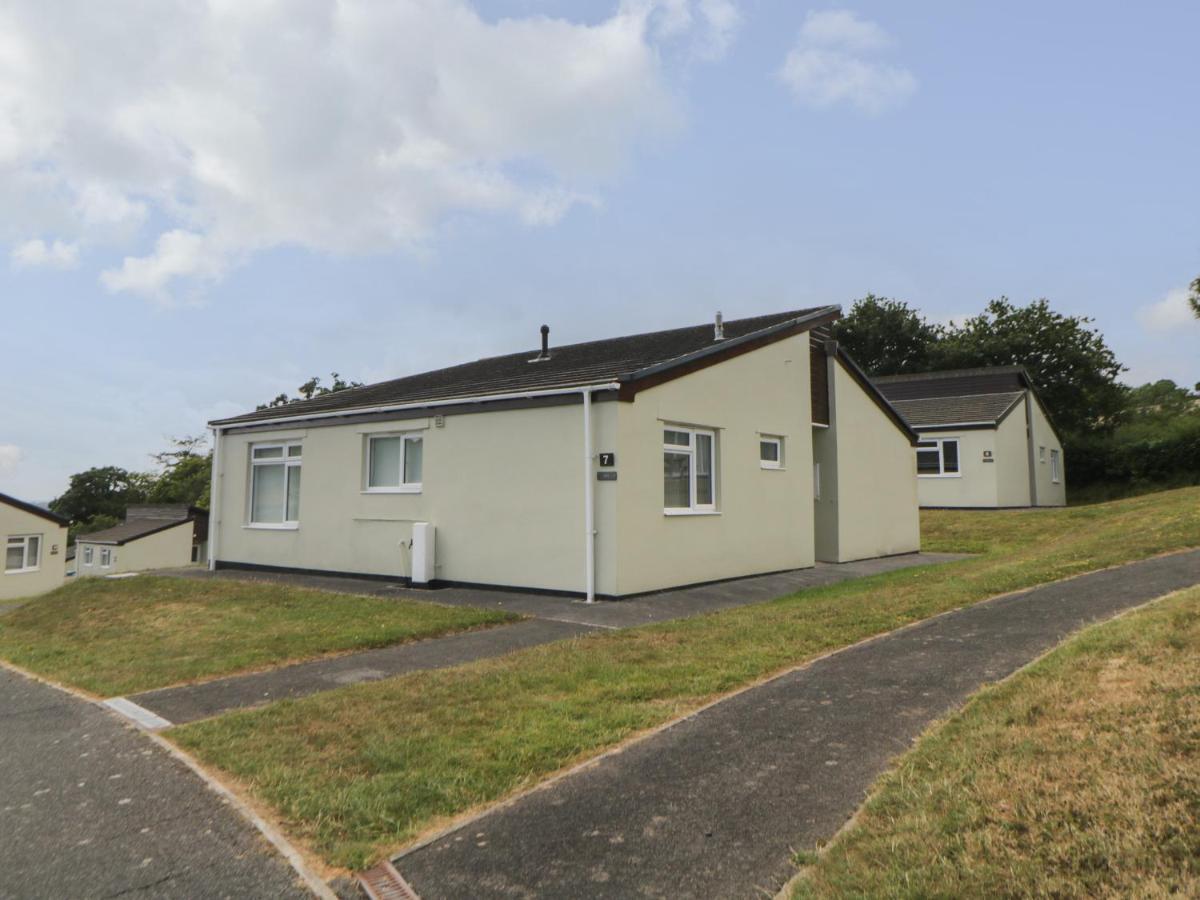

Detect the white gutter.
xmin=207 ymin=426 xmax=222 ymax=571
xmin=210 ymin=383 xmax=623 ymax=430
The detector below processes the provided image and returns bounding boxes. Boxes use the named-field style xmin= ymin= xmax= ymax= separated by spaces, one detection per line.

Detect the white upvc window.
xmin=759 ymin=435 xmax=784 ymax=469
xmin=917 ymin=438 xmax=960 ymax=477
xmin=1039 ymin=445 xmax=1046 ymax=463
xmin=250 ymin=442 xmax=302 ymax=526
xmin=83 ymin=546 xmax=94 ymax=566
xmin=5 ymin=535 xmax=41 ymax=573
xmin=664 ymin=426 xmax=716 ymax=513
xmin=1050 ymin=449 xmax=1061 ymax=483
xmin=365 ymin=433 xmax=424 ymax=492
xmin=99 ymin=547 xmax=112 ymax=568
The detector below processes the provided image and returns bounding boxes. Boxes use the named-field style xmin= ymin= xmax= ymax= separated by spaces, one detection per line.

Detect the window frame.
xmin=248 ymin=441 xmax=303 ymax=529
xmin=759 ymin=435 xmax=784 ymax=470
xmin=1050 ymin=448 xmax=1061 ymax=483
xmin=5 ymin=534 xmax=41 ymax=574
xmin=663 ymin=425 xmax=718 ymax=515
xmin=363 ymin=432 xmax=424 ymax=494
xmin=916 ymin=437 xmax=961 ymax=478
xmin=83 ymin=545 xmax=94 ymax=566
xmin=99 ymin=547 xmax=112 ymax=568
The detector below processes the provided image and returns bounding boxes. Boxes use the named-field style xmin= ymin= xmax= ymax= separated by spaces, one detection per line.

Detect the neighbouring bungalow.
xmin=76 ymin=505 xmax=209 ymax=577
xmin=1 ymin=492 xmax=69 ymax=601
xmin=206 ymin=308 xmax=922 ymax=599
xmin=873 ymin=366 xmax=1066 ymax=509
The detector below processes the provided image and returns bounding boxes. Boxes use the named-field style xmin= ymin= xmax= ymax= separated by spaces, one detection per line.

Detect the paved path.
xmin=0 ymin=668 xmax=315 ymax=900
xmin=135 ymin=554 xmax=964 ymax=726
xmin=392 ymin=549 xmax=1200 ymax=900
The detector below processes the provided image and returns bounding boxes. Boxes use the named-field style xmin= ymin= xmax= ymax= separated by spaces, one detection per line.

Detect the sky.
xmin=1 ymin=0 xmax=1198 ymax=501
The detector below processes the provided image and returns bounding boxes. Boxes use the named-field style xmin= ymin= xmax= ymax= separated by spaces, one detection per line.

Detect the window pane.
xmin=253 ymin=446 xmax=283 ymax=460
xmin=695 ymin=433 xmax=713 ymax=505
xmin=942 ymin=440 xmax=959 ymax=473
xmin=27 ymin=536 xmax=39 ymax=567
xmin=664 ymin=430 xmax=691 ymax=447
xmin=287 ymin=445 xmax=302 ymax=457
xmin=404 ymin=437 xmax=423 ymax=484
xmin=916 ymin=449 xmax=940 ymax=474
xmin=5 ymin=541 xmax=23 ymax=571
xmin=369 ymin=437 xmax=402 ymax=487
xmin=760 ymin=440 xmax=779 ymax=462
xmin=664 ymin=451 xmax=691 ymax=508
xmin=252 ymin=464 xmax=285 ymax=522
xmin=286 ymin=466 xmax=302 ymax=521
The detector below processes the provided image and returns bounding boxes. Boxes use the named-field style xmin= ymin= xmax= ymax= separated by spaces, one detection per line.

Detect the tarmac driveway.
xmin=0 ymin=667 xmax=316 ymax=900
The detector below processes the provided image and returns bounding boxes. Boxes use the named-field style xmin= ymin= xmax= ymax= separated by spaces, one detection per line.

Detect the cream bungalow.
xmin=1 ymin=492 xmax=69 ymax=601
xmin=874 ymin=367 xmax=1066 ymax=508
xmin=207 ymin=308 xmax=921 ymax=599
xmin=76 ymin=505 xmax=209 ymax=577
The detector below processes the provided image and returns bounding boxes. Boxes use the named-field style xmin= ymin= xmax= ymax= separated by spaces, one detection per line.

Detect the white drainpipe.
xmin=582 ymin=388 xmax=596 ymax=602
xmin=207 ymin=426 xmax=222 ymax=571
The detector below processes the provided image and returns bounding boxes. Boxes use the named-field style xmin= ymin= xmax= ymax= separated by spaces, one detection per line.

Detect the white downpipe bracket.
xmin=207 ymin=426 xmax=222 ymax=571
xmin=582 ymin=389 xmax=596 ymax=603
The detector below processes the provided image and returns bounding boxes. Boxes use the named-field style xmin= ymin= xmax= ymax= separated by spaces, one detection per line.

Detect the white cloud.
xmin=779 ymin=10 xmax=916 ymax=114
xmin=10 ymin=238 xmax=79 ymax=269
xmin=0 ymin=444 xmax=21 ymax=474
xmin=0 ymin=0 xmax=735 ymax=301
xmin=1138 ymin=286 xmax=1200 ymax=332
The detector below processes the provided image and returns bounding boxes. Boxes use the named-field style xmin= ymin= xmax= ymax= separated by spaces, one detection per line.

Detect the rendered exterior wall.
xmin=214 ymin=401 xmax=619 ymax=595
xmin=816 ymin=359 xmax=920 ymax=562
xmin=994 ymin=407 xmax=1033 ymax=508
xmin=915 ymin=428 xmax=999 ymax=507
xmin=1028 ymin=397 xmax=1067 ymax=506
xmin=0 ymin=504 xmax=67 ymax=601
xmin=613 ymin=333 xmax=815 ymax=595
xmin=77 ymin=521 xmax=195 ymax=577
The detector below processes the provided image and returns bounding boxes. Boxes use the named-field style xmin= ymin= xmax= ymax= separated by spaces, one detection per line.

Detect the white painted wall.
xmin=613 ymin=333 xmax=815 ymax=595
xmin=816 ymin=359 xmax=920 ymax=562
xmin=994 ymin=406 xmax=1033 ymax=508
xmin=915 ymin=428 xmax=999 ymax=508
xmin=1 ymin=503 xmax=68 ymax=600
xmin=1028 ymin=396 xmax=1067 ymax=506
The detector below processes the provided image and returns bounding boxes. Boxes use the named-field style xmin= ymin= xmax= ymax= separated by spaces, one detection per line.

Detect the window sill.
xmin=918 ymin=474 xmax=963 ymax=479
xmin=663 ymin=509 xmax=721 ymax=517
xmin=243 ymin=523 xmax=300 ymax=531
xmin=760 ymin=464 xmax=785 ymax=471
xmin=3 ymin=568 xmax=40 ymax=575
xmin=361 ymin=486 xmax=422 ymax=495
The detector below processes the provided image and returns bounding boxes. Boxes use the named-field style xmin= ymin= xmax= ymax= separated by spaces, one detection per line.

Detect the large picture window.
xmin=664 ymin=426 xmax=716 ymax=512
xmin=5 ymin=535 xmax=40 ymax=573
xmin=250 ymin=442 xmax=302 ymax=525
xmin=917 ymin=438 xmax=960 ymax=477
xmin=366 ymin=434 xmax=424 ymax=491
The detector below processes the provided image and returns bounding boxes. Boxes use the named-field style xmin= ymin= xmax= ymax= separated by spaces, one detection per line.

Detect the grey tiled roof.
xmin=212 ymin=307 xmax=838 ymax=426
xmin=76 ymin=518 xmax=194 ymax=546
xmin=890 ymin=392 xmax=1024 ymax=428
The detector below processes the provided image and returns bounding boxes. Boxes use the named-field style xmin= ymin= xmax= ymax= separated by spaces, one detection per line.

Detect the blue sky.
xmin=2 ymin=0 xmax=1198 ymax=500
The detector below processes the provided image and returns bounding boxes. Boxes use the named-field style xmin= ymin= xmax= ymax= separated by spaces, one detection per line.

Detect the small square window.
xmin=917 ymin=438 xmax=960 ymax=477
xmin=366 ymin=433 xmax=424 ymax=491
xmin=759 ymin=436 xmax=783 ymax=469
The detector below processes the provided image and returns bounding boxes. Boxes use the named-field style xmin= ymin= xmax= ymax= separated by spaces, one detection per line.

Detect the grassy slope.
xmin=0 ymin=576 xmax=517 ymax=696
xmin=171 ymin=487 xmax=1200 ymax=871
xmin=793 ymin=586 xmax=1200 ymax=899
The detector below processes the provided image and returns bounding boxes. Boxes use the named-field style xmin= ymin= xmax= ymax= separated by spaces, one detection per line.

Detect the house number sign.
xmin=598 ymin=453 xmax=616 ymax=467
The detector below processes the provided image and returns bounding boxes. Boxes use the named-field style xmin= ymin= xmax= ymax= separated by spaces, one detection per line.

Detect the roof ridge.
xmin=873 ymin=365 xmax=1027 ymax=383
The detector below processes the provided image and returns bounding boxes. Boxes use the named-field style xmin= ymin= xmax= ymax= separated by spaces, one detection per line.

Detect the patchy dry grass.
xmin=792 ymin=586 xmax=1200 ymax=899
xmin=170 ymin=487 xmax=1200 ymax=871
xmin=0 ymin=576 xmax=517 ymax=696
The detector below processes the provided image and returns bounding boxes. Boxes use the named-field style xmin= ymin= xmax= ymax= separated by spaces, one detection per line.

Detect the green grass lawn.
xmin=170 ymin=487 xmax=1200 ymax=871
xmin=792 ymin=585 xmax=1200 ymax=899
xmin=0 ymin=576 xmax=518 ymax=696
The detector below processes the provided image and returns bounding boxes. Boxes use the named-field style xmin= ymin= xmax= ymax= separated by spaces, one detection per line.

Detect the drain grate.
xmin=358 ymin=860 xmax=420 ymax=900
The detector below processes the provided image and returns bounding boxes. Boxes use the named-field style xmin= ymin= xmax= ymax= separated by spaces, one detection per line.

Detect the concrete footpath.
xmin=134 ymin=553 xmax=963 ymax=726
xmin=0 ymin=668 xmax=316 ymax=900
xmin=392 ymin=549 xmax=1200 ymax=900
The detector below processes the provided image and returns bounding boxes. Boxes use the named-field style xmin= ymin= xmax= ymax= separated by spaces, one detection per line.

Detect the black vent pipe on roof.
xmin=530 ymin=324 xmax=551 ymax=363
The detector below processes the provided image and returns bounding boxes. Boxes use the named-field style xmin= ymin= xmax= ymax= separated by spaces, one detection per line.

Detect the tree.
xmin=49 ymin=466 xmax=154 ymax=525
xmin=258 ymin=372 xmax=363 ymax=409
xmin=147 ymin=435 xmax=212 ymax=509
xmin=937 ymin=298 xmax=1125 ymax=435
xmin=832 ymin=295 xmax=943 ymax=375
xmin=1190 ymin=276 xmax=1199 ymax=319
